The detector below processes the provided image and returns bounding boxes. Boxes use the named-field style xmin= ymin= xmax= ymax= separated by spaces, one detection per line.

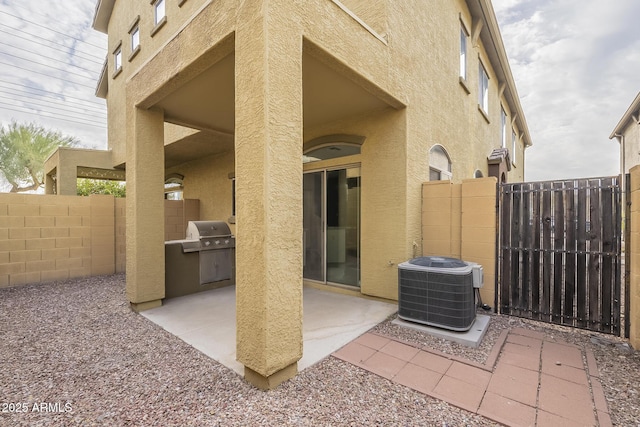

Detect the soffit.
xmin=93 ymin=0 xmax=115 ymax=33
xmin=154 ymin=52 xmax=391 ymax=134
xmin=164 ymin=129 xmax=233 ymax=169
xmin=155 ymin=50 xmax=394 ymax=167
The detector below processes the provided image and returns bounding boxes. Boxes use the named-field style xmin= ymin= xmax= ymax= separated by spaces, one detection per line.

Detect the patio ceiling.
xmin=154 ymin=51 xmax=391 ymax=167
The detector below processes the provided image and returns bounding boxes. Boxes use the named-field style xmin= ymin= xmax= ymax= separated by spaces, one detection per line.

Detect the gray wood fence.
xmin=498 ymin=177 xmax=623 ymax=335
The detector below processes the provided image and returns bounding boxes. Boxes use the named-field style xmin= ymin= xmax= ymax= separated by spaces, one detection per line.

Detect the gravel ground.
xmin=1 ymin=274 xmax=638 ymax=426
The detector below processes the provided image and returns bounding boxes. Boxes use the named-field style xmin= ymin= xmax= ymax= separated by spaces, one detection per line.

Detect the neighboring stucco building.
xmin=610 ymin=92 xmax=640 ymax=175
xmin=44 ymin=0 xmax=531 ymax=388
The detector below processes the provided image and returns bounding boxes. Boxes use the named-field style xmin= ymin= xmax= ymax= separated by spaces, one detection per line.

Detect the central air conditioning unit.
xmin=397 ymin=256 xmax=482 ymax=331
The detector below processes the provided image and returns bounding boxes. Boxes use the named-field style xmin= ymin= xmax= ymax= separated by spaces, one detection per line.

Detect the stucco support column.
xmin=235 ymin=4 xmax=303 ymax=389
xmin=125 ymin=107 xmax=165 ymax=311
xmin=55 ymin=163 xmax=78 ymax=196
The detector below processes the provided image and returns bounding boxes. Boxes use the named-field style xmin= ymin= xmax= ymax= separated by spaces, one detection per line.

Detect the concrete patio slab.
xmin=142 ymin=285 xmax=397 ymax=375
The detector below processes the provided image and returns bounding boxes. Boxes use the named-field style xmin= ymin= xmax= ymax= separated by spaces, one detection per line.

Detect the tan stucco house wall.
xmin=610 ymin=92 xmax=640 ymax=176
xmin=45 ymin=0 xmax=532 ymax=388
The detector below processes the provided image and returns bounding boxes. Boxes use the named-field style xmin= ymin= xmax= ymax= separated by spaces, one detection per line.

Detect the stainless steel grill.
xmin=165 ymin=220 xmax=235 ymax=299
xmin=184 ymin=221 xmax=235 ymax=284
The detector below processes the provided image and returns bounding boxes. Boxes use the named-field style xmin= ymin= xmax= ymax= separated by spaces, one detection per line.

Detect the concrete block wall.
xmin=422 ymin=177 xmax=498 ymax=307
xmin=164 ymin=199 xmax=200 ymax=241
xmin=460 ymin=178 xmax=498 ymax=308
xmin=0 ymin=194 xmax=200 ymax=288
xmin=422 ymin=181 xmax=461 ymax=258
xmin=629 ymin=166 xmax=640 ymax=349
xmin=0 ymin=193 xmax=114 ymax=288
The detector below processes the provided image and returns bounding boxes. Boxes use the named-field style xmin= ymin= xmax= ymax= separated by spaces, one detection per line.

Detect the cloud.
xmin=493 ymin=0 xmax=640 ymax=181
xmin=0 ymin=0 xmax=107 ymax=150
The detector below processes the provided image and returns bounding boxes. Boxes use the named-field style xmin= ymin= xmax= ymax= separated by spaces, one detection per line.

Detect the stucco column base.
xmin=244 ymin=362 xmax=298 ymax=390
xmin=130 ymin=299 xmax=162 ymax=312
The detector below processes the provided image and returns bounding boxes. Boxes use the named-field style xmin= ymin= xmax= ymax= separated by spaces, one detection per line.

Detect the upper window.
xmin=128 ymin=16 xmax=141 ymax=60
xmin=153 ymin=0 xmax=166 ymax=26
xmin=511 ymin=130 xmax=517 ymax=166
xmin=131 ymin=26 xmax=140 ymax=52
xmin=460 ymin=27 xmax=468 ymax=80
xmin=113 ymin=44 xmax=122 ymax=77
xmin=479 ymin=63 xmax=489 ymax=113
xmin=501 ymin=107 xmax=507 ymax=148
xmin=429 ymin=145 xmax=452 ymax=181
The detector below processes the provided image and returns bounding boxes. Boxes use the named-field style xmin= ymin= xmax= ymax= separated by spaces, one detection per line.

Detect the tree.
xmin=0 ymin=121 xmax=78 ymax=192
xmin=76 ymin=178 xmax=126 ymax=197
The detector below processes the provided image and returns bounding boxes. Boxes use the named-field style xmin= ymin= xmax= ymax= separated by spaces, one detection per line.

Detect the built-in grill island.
xmin=165 ymin=221 xmax=235 ymax=299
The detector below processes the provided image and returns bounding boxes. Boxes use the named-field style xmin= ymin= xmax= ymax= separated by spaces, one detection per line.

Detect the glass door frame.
xmin=303 ymin=163 xmax=361 ymax=288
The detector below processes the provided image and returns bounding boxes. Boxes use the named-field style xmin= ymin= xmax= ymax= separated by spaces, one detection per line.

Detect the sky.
xmin=0 ymin=1 xmax=639 ymax=183
xmin=492 ymin=0 xmax=640 ymax=181
xmin=0 ymin=0 xmax=107 ymax=153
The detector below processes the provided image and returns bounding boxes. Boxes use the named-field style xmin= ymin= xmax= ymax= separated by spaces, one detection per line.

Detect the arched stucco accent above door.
xmin=303 ymin=134 xmax=365 ymax=164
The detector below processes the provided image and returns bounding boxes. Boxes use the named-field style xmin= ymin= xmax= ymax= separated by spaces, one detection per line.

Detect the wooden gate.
xmin=498 ymin=177 xmax=623 ymax=335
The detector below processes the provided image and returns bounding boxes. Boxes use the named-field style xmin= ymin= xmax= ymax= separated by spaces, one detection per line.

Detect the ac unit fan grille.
xmin=398 ymin=268 xmax=475 ymax=331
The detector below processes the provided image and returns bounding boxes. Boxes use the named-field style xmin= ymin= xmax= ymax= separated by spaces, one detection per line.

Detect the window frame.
xmin=479 ymin=61 xmax=489 ymax=114
xmin=501 ymin=106 xmax=508 ymax=148
xmin=460 ymin=26 xmax=468 ymax=81
xmin=429 ymin=145 xmax=452 ymax=181
xmin=131 ymin=27 xmax=140 ymax=51
xmin=112 ymin=43 xmax=122 ymax=78
xmin=153 ymin=0 xmax=165 ymax=25
xmin=512 ymin=129 xmax=518 ymax=166
xmin=128 ymin=16 xmax=141 ymax=61
xmin=151 ymin=0 xmax=167 ymax=36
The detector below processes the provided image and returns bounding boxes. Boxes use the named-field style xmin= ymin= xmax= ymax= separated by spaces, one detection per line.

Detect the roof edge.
xmin=474 ymin=0 xmax=533 ymax=148
xmin=95 ymin=60 xmax=108 ymax=99
xmin=93 ymin=0 xmax=115 ymax=33
xmin=609 ymin=92 xmax=640 ymax=140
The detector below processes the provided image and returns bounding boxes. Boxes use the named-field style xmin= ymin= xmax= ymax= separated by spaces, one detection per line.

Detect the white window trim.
xmin=112 ymin=42 xmax=122 ymax=78
xmin=501 ymin=106 xmax=508 ymax=148
xmin=460 ymin=26 xmax=468 ymax=81
xmin=429 ymin=145 xmax=453 ymax=181
xmin=153 ymin=0 xmax=165 ymax=25
xmin=479 ymin=61 xmax=489 ymax=115
xmin=128 ymin=16 xmax=141 ymax=61
xmin=512 ymin=130 xmax=518 ymax=166
xmin=151 ymin=0 xmax=167 ymax=36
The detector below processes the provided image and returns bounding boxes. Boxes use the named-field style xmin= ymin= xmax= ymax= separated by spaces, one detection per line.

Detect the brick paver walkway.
xmin=333 ymin=328 xmax=611 ymax=427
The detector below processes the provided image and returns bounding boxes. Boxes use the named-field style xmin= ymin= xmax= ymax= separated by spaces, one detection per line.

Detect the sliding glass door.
xmin=303 ymin=167 xmax=360 ymax=287
xmin=303 ymin=172 xmax=324 ymax=281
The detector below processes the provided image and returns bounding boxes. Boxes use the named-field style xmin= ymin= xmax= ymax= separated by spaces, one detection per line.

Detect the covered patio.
xmin=141 ymin=285 xmax=397 ymax=375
